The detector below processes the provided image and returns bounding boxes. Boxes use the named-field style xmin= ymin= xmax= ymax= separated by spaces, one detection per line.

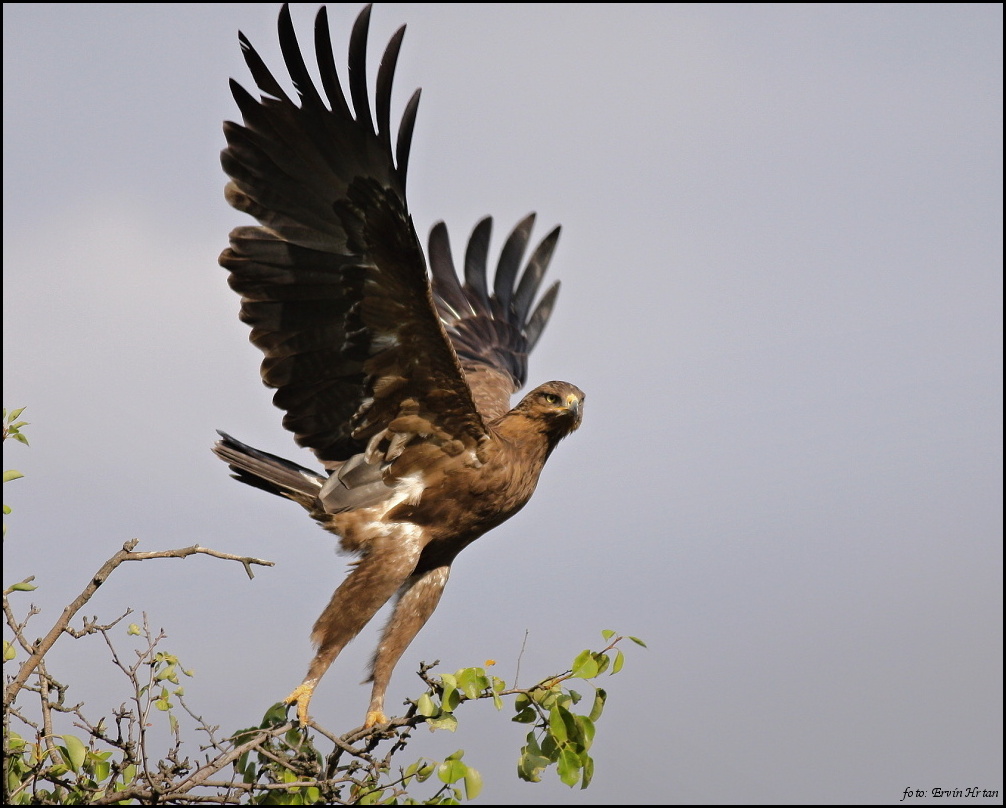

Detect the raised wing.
xmin=220 ymin=3 xmax=485 ymax=465
xmin=429 ymin=215 xmax=561 ymax=420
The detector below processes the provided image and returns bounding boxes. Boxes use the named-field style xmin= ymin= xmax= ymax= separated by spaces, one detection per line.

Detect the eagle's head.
xmin=518 ymin=380 xmax=584 ymax=443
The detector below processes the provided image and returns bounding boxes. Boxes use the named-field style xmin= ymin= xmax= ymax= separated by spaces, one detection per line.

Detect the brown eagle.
xmin=214 ymin=3 xmax=584 ymax=729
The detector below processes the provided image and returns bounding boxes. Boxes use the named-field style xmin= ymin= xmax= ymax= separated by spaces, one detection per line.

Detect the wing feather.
xmin=314 ymin=8 xmax=351 ymax=118
xmin=492 ymin=212 xmax=535 ymax=317
xmin=221 ymin=4 xmax=485 ymax=465
xmin=463 ymin=217 xmax=493 ymax=316
xmin=347 ymin=4 xmax=374 ymax=134
xmin=513 ymin=225 xmax=560 ymax=325
xmin=428 ymin=222 xmax=469 ymax=321
xmin=430 ymin=217 xmax=563 ymax=419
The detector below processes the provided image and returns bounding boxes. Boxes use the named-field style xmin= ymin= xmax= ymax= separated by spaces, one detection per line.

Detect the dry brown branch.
xmin=3 ymin=540 xmax=273 ymax=709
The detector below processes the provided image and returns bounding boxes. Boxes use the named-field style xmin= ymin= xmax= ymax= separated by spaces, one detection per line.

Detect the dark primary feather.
xmin=430 ymin=215 xmax=562 ymax=415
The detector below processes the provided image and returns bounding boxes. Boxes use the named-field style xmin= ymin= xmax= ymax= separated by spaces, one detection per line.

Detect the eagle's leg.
xmin=285 ymin=538 xmax=423 ymax=727
xmin=365 ymin=564 xmax=452 ymax=728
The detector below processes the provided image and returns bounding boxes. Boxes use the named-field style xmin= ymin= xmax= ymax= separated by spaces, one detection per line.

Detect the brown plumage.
xmin=214 ymin=3 xmax=584 ymax=729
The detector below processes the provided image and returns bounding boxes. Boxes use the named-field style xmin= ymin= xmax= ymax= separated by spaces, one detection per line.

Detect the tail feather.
xmin=213 ymin=431 xmax=325 ymax=501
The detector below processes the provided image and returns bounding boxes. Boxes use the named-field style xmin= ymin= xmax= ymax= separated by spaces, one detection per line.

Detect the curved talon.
xmin=284 ymin=682 xmax=316 ymax=727
xmin=364 ymin=709 xmax=389 ymax=728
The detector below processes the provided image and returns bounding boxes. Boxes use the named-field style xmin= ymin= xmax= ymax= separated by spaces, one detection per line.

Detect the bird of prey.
xmin=214 ymin=3 xmax=584 ymax=729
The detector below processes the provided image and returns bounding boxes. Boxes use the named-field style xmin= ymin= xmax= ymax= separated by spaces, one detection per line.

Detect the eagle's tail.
xmin=213 ymin=431 xmax=324 ymax=505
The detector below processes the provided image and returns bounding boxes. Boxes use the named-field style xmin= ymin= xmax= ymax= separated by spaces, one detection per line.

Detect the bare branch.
xmin=123 ymin=544 xmax=274 ymax=580
xmin=4 ymin=540 xmax=273 ymax=708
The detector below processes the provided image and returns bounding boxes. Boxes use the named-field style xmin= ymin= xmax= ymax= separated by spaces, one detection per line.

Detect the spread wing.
xmin=221 ymin=4 xmax=562 ymax=466
xmin=220 ymin=4 xmax=486 ymax=466
xmin=429 ymin=215 xmax=561 ymax=421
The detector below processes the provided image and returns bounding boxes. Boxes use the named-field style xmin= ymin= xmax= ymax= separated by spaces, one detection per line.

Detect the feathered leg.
xmin=285 ymin=537 xmax=423 ymax=727
xmin=365 ymin=565 xmax=451 ymax=727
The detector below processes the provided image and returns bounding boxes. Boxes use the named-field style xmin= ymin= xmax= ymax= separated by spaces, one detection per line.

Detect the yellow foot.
xmin=284 ymin=681 xmax=316 ymax=727
xmin=364 ymin=709 xmax=389 ymax=728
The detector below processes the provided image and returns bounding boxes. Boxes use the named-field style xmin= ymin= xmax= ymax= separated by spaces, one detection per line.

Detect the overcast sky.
xmin=3 ymin=3 xmax=1002 ymax=804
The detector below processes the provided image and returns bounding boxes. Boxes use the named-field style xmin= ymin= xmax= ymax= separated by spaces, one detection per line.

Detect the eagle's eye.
xmin=543 ymin=392 xmax=561 ymax=405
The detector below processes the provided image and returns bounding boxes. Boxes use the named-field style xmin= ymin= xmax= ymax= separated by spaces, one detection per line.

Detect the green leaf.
xmin=455 ymin=667 xmax=489 ymax=699
xmin=417 ymin=693 xmax=437 ymax=717
xmin=463 ymin=766 xmax=483 ymax=800
xmin=512 ymin=693 xmax=536 ymax=722
xmin=93 ymin=759 xmax=111 ymax=782
xmin=3 ymin=642 xmax=15 ymax=661
xmin=557 ymin=748 xmax=582 ymax=787
xmin=531 ymin=685 xmax=560 ymax=710
xmin=540 ymin=732 xmax=560 ymax=762
xmin=440 ymin=675 xmax=462 ymax=712
xmin=549 ymin=704 xmax=577 ymax=744
xmin=261 ymin=702 xmax=290 ymax=726
xmin=517 ymin=749 xmax=549 ymax=783
xmin=126 ymin=623 xmax=141 ymax=636
xmin=426 ymin=713 xmax=458 ymax=732
xmin=61 ymin=735 xmax=87 ymax=772
xmin=575 ymin=715 xmax=596 ymax=750
xmin=3 ymin=470 xmax=24 ymax=483
xmin=154 ymin=687 xmax=172 ymax=711
xmin=588 ymin=688 xmax=607 ymax=722
xmin=628 ymin=635 xmax=648 ymax=647
xmin=9 ymin=582 xmax=35 ymax=592
xmin=356 ymin=786 xmax=384 ymax=804
xmin=155 ymin=665 xmax=178 ymax=682
xmin=512 ymin=705 xmax=536 ymax=723
xmin=601 ymin=629 xmax=616 ymax=641
xmin=437 ymin=758 xmax=467 ymax=785
xmin=580 ymin=753 xmax=595 ymax=789
xmin=571 ymin=650 xmax=599 ymax=678
xmin=612 ymin=649 xmax=625 ymax=674
xmin=236 ymin=751 xmax=255 ymax=782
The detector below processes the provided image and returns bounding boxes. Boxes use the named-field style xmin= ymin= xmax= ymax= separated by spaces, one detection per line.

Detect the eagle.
xmin=214 ymin=3 xmax=584 ymax=729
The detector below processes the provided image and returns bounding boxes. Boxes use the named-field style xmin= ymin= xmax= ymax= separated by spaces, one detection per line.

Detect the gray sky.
xmin=3 ymin=3 xmax=1002 ymax=804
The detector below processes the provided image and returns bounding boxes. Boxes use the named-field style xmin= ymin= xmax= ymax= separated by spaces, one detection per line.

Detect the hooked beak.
xmin=564 ymin=393 xmax=582 ymax=422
